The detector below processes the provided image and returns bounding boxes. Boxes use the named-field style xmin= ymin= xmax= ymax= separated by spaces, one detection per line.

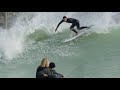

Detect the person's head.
xmin=40 ymin=58 xmax=49 ymax=67
xmin=49 ymin=62 xmax=56 ymax=68
xmin=63 ymin=16 xmax=67 ymax=22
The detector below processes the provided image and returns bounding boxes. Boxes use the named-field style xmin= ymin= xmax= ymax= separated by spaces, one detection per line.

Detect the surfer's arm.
xmin=55 ymin=20 xmax=63 ymax=32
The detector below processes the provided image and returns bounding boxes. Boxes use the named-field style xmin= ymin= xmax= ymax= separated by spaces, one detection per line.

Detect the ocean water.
xmin=0 ymin=12 xmax=120 ymax=78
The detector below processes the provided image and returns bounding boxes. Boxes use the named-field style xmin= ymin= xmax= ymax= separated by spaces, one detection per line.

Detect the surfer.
xmin=55 ymin=16 xmax=92 ymax=35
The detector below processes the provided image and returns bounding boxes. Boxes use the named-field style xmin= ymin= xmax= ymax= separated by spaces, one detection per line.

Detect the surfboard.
xmin=63 ymin=28 xmax=92 ymax=43
xmin=63 ymin=25 xmax=93 ymax=43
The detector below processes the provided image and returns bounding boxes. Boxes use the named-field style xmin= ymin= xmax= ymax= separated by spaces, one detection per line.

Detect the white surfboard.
xmin=63 ymin=29 xmax=89 ymax=43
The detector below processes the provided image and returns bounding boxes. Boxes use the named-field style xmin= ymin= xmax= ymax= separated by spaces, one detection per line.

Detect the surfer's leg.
xmin=71 ymin=29 xmax=78 ymax=35
xmin=76 ymin=22 xmax=91 ymax=30
xmin=70 ymin=24 xmax=78 ymax=35
xmin=79 ymin=25 xmax=93 ymax=30
xmin=76 ymin=21 xmax=81 ymax=30
xmin=80 ymin=26 xmax=89 ymax=29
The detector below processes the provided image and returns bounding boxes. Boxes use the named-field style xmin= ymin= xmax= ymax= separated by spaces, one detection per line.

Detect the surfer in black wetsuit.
xmin=55 ymin=16 xmax=92 ymax=35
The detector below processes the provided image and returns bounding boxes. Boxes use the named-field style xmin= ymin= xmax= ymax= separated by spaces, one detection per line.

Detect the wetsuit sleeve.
xmin=55 ymin=20 xmax=64 ymax=32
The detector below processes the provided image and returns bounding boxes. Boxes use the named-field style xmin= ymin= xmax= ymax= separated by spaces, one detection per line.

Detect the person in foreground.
xmin=36 ymin=58 xmax=49 ymax=78
xmin=48 ymin=62 xmax=64 ymax=78
xmin=55 ymin=16 xmax=93 ymax=35
xmin=36 ymin=59 xmax=64 ymax=78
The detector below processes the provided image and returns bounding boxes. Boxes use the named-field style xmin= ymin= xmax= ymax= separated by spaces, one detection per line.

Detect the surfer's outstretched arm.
xmin=55 ymin=20 xmax=63 ymax=32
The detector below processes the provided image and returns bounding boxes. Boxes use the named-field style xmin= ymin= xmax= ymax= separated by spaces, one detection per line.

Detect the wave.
xmin=0 ymin=12 xmax=120 ymax=60
xmin=26 ymin=29 xmax=50 ymax=42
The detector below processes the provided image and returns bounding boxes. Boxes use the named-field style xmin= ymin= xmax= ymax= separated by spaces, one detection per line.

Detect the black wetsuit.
xmin=56 ymin=18 xmax=88 ymax=30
